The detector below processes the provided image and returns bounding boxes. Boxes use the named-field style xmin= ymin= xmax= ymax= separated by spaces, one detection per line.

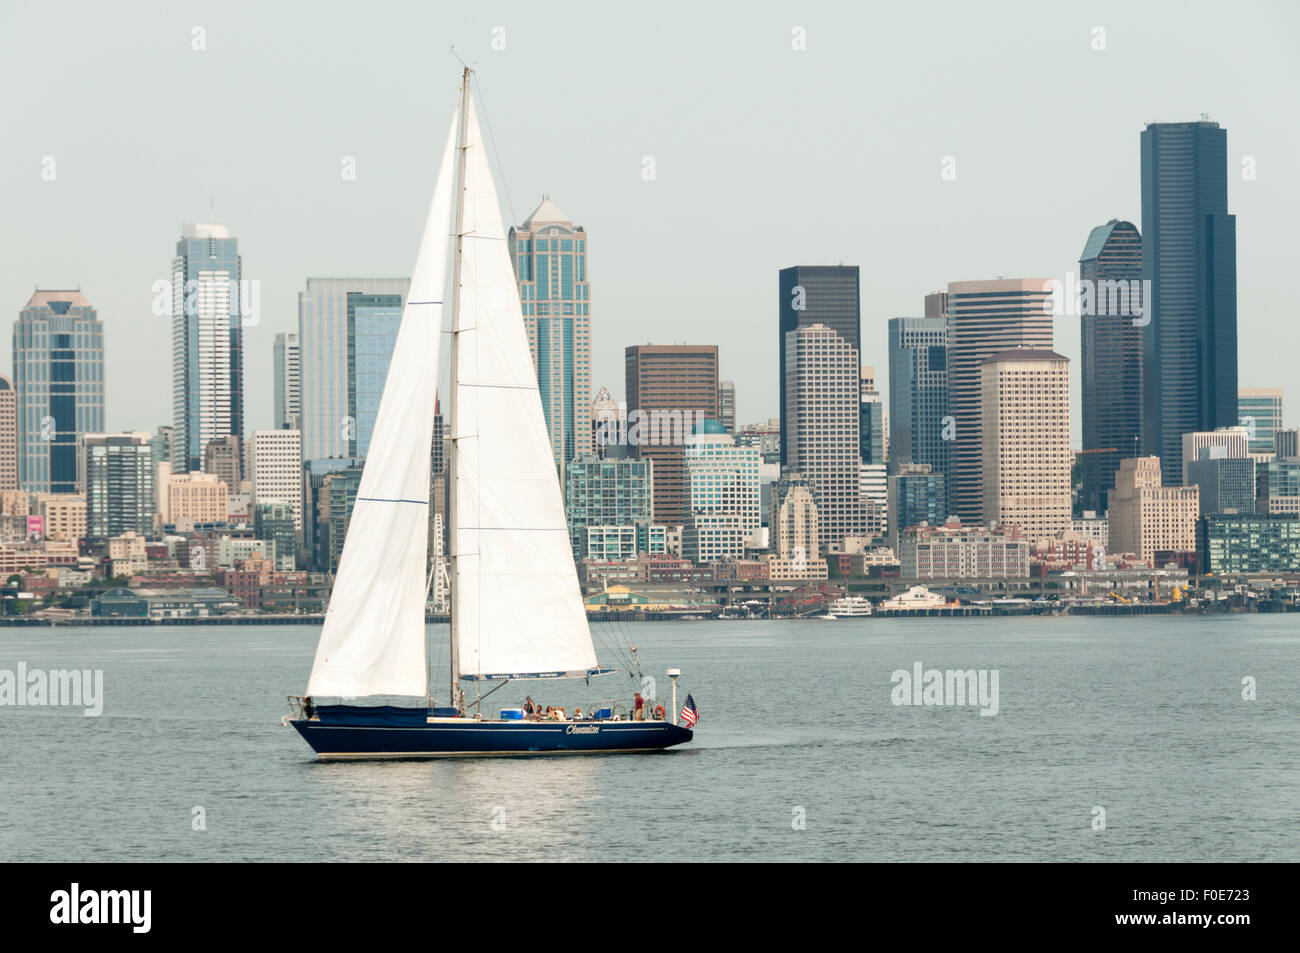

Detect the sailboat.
xmin=287 ymin=69 xmax=694 ymax=759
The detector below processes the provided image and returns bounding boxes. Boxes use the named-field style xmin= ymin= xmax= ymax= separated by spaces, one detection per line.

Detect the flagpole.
xmin=668 ymin=668 xmax=680 ymax=725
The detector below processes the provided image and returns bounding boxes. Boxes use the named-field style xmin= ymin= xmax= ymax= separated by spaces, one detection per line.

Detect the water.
xmin=2 ymin=615 xmax=1297 ymax=862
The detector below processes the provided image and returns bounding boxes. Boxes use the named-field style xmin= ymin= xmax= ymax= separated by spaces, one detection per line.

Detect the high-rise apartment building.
xmin=784 ymin=324 xmax=865 ymax=550
xmin=563 ymin=455 xmax=654 ymax=561
xmin=1079 ymin=220 xmax=1143 ymax=513
xmin=979 ymin=349 xmax=1072 ymax=542
xmin=509 ymin=197 xmax=592 ymax=469
xmin=83 ymin=432 xmax=154 ymax=541
xmin=887 ymin=463 xmax=947 ymax=552
xmin=945 ymin=279 xmax=1053 ymax=524
xmin=1141 ymin=121 xmax=1238 ymax=484
xmin=273 ymin=331 xmax=301 ymax=429
xmin=778 ymin=265 xmax=860 ymax=467
xmin=625 ymin=344 xmax=719 ymax=527
xmin=14 ymin=290 xmax=105 ymax=493
xmin=298 ymin=278 xmax=408 ymax=460
xmin=171 ymin=223 xmax=245 ymax=473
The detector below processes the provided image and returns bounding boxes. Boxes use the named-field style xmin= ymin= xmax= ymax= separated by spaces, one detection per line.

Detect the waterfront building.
xmin=1199 ymin=514 xmax=1300 ymax=573
xmin=899 ymin=521 xmax=1031 ymax=579
xmin=1108 ymin=456 xmax=1199 ymax=562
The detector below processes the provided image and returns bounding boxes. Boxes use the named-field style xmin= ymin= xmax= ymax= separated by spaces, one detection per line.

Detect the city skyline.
xmin=4 ymin=2 xmax=1297 ymax=443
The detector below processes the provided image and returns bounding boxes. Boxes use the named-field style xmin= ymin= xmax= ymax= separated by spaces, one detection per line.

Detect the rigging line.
xmin=470 ymin=74 xmax=518 ymax=234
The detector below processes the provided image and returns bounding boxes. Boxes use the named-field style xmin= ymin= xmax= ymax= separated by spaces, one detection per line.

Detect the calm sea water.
xmin=1 ymin=616 xmax=1297 ymax=862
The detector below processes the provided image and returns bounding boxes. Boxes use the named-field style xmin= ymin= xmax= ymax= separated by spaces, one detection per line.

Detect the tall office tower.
xmin=1109 ymin=456 xmax=1199 ymax=562
xmin=346 ymin=290 xmax=405 ymax=458
xmin=14 ymin=290 xmax=105 ymax=493
xmin=886 ymin=316 xmax=949 ymax=477
xmin=0 ymin=375 xmax=16 ymax=490
xmin=979 ymin=349 xmax=1072 ymax=542
xmin=785 ymin=324 xmax=865 ymax=550
xmin=683 ymin=420 xmax=760 ymax=564
xmin=202 ymin=434 xmax=241 ymax=492
xmin=509 ymin=197 xmax=592 ymax=469
xmin=1079 ymin=220 xmax=1143 ymax=513
xmin=778 ymin=265 xmax=860 ymax=467
xmin=859 ymin=366 xmax=884 ymax=465
xmin=247 ymin=429 xmax=304 ymax=534
xmin=170 ymin=223 xmax=245 ymax=473
xmin=1276 ymin=429 xmax=1300 ymax=460
xmin=625 ymin=344 xmax=719 ymax=527
xmin=767 ymin=475 xmax=828 ymax=580
xmin=83 ymin=432 xmax=154 ymax=541
xmin=1238 ymin=388 xmax=1283 ymax=456
xmin=273 ymin=331 xmax=301 ymax=429
xmin=1141 ymin=121 xmax=1238 ymax=485
xmin=717 ymin=380 xmax=736 ymax=436
xmin=297 ymin=278 xmax=409 ymax=460
xmin=945 ymin=279 xmax=1053 ymax=524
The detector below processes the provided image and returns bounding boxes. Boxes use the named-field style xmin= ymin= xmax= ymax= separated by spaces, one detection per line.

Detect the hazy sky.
xmin=3 ymin=0 xmax=1297 ymax=443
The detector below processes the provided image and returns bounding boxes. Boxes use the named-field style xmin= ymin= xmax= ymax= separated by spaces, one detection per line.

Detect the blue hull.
xmin=292 ymin=718 xmax=693 ymax=759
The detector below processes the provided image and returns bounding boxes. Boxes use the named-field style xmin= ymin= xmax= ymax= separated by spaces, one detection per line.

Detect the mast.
xmin=447 ymin=66 xmax=472 ymax=709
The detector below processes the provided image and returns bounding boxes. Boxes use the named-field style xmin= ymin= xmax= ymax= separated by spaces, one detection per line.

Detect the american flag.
xmin=680 ymin=694 xmax=698 ymax=728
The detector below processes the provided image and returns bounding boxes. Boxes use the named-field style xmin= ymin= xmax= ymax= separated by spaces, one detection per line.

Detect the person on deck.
xmin=634 ymin=692 xmax=644 ymax=721
xmin=524 ymin=696 xmax=535 ymax=719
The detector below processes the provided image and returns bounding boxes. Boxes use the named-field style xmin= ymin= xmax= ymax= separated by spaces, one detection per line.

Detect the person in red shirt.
xmin=633 ymin=692 xmax=645 ymax=721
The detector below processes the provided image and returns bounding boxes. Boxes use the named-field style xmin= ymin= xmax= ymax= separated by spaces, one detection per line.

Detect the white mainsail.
xmin=450 ymin=87 xmax=600 ymax=680
xmin=305 ymin=112 xmax=458 ymax=699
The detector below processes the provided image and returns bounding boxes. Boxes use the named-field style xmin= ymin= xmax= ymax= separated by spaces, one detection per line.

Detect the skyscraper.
xmin=247 ymin=428 xmax=304 ymax=534
xmin=778 ymin=266 xmax=860 ymax=467
xmin=0 ymin=375 xmax=16 ymax=490
xmin=346 ymin=291 xmax=404 ymax=458
xmin=1079 ymin=220 xmax=1143 ymax=514
xmin=1238 ymin=388 xmax=1283 ymax=456
xmin=273 ymin=331 xmax=301 ymax=429
xmin=1140 ymin=120 xmax=1238 ymax=485
xmin=683 ymin=420 xmax=760 ymax=564
xmin=785 ymin=324 xmax=865 ymax=550
xmin=14 ymin=290 xmax=105 ymax=493
xmin=171 ymin=223 xmax=245 ymax=473
xmin=297 ymin=278 xmax=409 ymax=460
xmin=625 ymin=344 xmax=718 ymax=527
xmin=509 ymin=197 xmax=592 ymax=470
xmin=945 ymin=279 xmax=1053 ymax=524
xmin=886 ymin=316 xmax=949 ymax=477
xmin=859 ymin=366 xmax=884 ymax=466
xmin=979 ymin=349 xmax=1072 ymax=542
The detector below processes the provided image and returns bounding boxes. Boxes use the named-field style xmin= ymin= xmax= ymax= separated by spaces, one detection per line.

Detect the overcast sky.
xmin=3 ymin=0 xmax=1297 ymax=443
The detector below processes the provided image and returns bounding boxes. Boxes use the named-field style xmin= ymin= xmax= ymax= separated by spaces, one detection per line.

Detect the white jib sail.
xmin=305 ymin=111 xmax=458 ymax=699
xmin=451 ymin=88 xmax=599 ymax=680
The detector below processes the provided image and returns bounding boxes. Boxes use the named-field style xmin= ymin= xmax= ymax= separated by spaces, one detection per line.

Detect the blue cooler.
xmin=500 ymin=707 xmax=525 ymax=720
xmin=594 ymin=707 xmax=612 ymax=720
xmin=431 ymin=706 xmax=459 ymax=718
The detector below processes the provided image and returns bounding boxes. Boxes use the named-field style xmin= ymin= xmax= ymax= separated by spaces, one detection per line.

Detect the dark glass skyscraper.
xmin=887 ymin=316 xmax=949 ymax=477
xmin=778 ymin=266 xmax=860 ymax=467
xmin=1079 ymin=220 xmax=1142 ymax=514
xmin=14 ymin=290 xmax=105 ymax=493
xmin=1140 ymin=121 xmax=1238 ymax=485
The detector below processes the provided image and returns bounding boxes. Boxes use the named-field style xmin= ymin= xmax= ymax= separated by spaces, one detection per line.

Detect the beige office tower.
xmin=0 ymin=375 xmax=15 ymax=490
xmin=165 ymin=471 xmax=228 ymax=532
xmin=785 ymin=324 xmax=866 ymax=551
xmin=979 ymin=349 xmax=1071 ymax=543
xmin=1108 ymin=456 xmax=1199 ymax=562
xmin=766 ymin=475 xmax=827 ymax=581
xmin=946 ymin=279 xmax=1054 ymax=524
